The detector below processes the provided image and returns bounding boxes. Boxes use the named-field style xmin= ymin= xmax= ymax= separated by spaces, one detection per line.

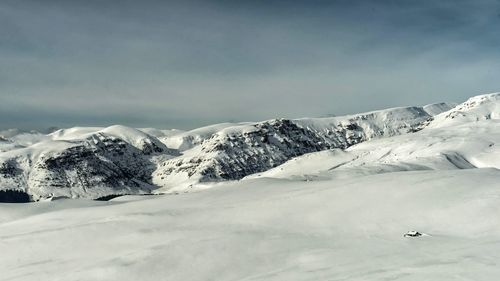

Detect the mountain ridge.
xmin=2 ymin=94 xmax=499 ymax=200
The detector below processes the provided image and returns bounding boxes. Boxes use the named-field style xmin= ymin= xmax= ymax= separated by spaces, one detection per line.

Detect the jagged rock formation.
xmin=153 ymin=104 xmax=452 ymax=190
xmin=0 ymin=127 xmax=175 ymax=200
xmin=9 ymin=94 xmax=499 ymax=198
xmin=26 ymin=133 xmax=157 ymax=200
xmin=155 ymin=119 xmax=340 ymax=184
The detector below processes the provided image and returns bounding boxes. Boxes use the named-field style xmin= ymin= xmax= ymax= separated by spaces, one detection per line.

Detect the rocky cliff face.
xmin=0 ymin=129 xmax=171 ymax=200
xmin=154 ymin=119 xmax=339 ymax=185
xmin=153 ymin=105 xmax=447 ymax=191
xmin=0 ymin=102 xmax=455 ymax=199
xmin=26 ymin=133 xmax=157 ymax=200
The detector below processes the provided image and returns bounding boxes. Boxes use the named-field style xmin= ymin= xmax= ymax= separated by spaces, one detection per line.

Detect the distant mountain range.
xmin=1 ymin=93 xmax=499 ymax=201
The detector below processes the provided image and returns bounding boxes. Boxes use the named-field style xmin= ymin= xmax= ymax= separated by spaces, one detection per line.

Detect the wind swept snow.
xmin=2 ymin=92 xmax=500 ymax=280
xmin=2 ymin=169 xmax=500 ymax=281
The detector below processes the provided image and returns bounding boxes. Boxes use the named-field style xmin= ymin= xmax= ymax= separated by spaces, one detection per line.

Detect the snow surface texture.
xmin=2 ymin=169 xmax=500 ymax=280
xmin=2 ymin=93 xmax=500 ymax=280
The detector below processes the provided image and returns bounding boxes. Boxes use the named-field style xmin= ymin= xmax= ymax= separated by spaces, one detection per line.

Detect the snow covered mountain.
xmin=153 ymin=103 xmax=452 ymax=191
xmin=3 ymin=93 xmax=500 ymax=281
xmin=430 ymin=93 xmax=500 ymax=127
xmin=3 ymin=93 xmax=500 ymax=200
xmin=0 ymin=126 xmax=177 ymax=200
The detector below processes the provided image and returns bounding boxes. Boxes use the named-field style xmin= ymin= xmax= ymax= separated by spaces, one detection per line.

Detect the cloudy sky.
xmin=1 ymin=0 xmax=500 ymax=131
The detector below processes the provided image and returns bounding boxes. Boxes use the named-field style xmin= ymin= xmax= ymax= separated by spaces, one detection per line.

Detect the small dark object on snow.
xmin=95 ymin=194 xmax=126 ymax=201
xmin=404 ymin=231 xmax=423 ymax=237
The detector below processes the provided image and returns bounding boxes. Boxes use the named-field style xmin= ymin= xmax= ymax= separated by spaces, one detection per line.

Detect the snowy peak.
xmin=429 ymin=93 xmax=500 ymax=128
xmin=422 ymin=102 xmax=456 ymax=116
xmin=159 ymin=122 xmax=251 ymax=151
xmin=26 ymin=133 xmax=157 ymax=200
xmin=0 ymin=125 xmax=181 ymax=200
xmin=0 ymin=93 xmax=497 ymax=199
xmin=50 ymin=125 xmax=175 ymax=155
xmin=153 ymin=104 xmax=450 ymax=192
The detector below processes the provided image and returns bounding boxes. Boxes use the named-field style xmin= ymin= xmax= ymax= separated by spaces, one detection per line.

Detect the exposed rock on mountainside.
xmin=155 ymin=119 xmax=339 ymax=184
xmin=0 ymin=128 xmax=172 ymax=200
xmin=9 ymin=93 xmax=500 ymax=199
xmin=153 ymin=105 xmax=451 ymax=190
xmin=26 ymin=133 xmax=156 ymax=200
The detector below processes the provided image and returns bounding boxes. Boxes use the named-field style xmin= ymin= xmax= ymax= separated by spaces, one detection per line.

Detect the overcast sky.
xmin=1 ymin=0 xmax=500 ymax=131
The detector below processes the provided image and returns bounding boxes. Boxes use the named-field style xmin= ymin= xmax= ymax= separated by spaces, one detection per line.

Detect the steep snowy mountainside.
xmin=294 ymin=104 xmax=454 ymax=139
xmin=250 ymin=118 xmax=500 ymax=181
xmin=429 ymin=93 xmax=500 ymax=128
xmin=0 ymin=93 xmax=494 ymax=198
xmin=0 ymin=126 xmax=178 ymax=200
xmin=4 ymin=94 xmax=500 ymax=280
xmin=154 ymin=104 xmax=452 ymax=192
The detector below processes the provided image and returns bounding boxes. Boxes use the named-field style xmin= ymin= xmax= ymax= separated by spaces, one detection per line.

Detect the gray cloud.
xmin=1 ymin=0 xmax=499 ymax=130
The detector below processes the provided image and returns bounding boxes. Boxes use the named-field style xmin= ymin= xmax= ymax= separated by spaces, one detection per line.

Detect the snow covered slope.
xmin=0 ymin=126 xmax=177 ymax=200
xmin=2 ymin=92 xmax=500 ymax=280
xmin=153 ymin=104 xmax=452 ymax=191
xmin=249 ymin=119 xmax=500 ymax=181
xmin=6 ymin=93 xmax=500 ymax=198
xmin=2 ymin=168 xmax=500 ymax=281
xmin=429 ymin=93 xmax=500 ymax=128
xmin=247 ymin=95 xmax=500 ymax=182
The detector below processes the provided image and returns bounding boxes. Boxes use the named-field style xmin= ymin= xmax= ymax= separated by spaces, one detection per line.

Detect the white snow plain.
xmin=1 ymin=168 xmax=500 ymax=281
xmin=2 ymin=93 xmax=500 ymax=280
